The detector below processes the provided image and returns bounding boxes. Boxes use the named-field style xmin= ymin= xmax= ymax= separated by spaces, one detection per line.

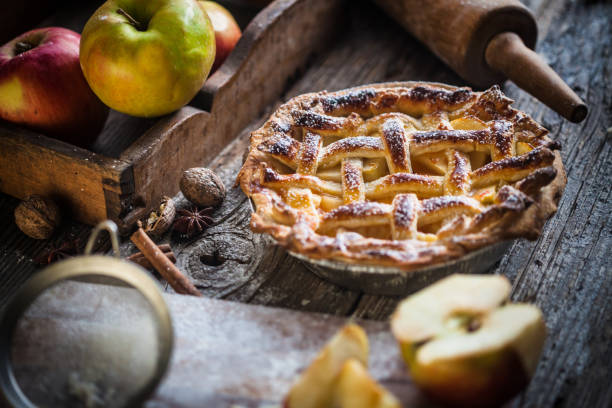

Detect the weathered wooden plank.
xmin=497 ymin=1 xmax=612 ymax=406
xmin=118 ymin=107 xmax=211 ymax=231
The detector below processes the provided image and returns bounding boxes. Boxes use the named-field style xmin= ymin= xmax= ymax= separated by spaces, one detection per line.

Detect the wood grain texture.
xmin=0 ymin=106 xmax=209 ymax=230
xmin=0 ymin=0 xmax=610 ymax=406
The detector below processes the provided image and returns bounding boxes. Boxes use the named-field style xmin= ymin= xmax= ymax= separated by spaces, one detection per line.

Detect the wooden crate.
xmin=0 ymin=0 xmax=343 ymax=233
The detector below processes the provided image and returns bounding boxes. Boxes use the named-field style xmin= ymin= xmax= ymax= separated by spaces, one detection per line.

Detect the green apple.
xmin=391 ymin=274 xmax=546 ymax=408
xmin=80 ymin=0 xmax=215 ymax=117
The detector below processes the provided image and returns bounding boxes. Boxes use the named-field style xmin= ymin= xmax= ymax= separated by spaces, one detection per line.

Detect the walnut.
xmin=14 ymin=195 xmax=61 ymax=239
xmin=179 ymin=168 xmax=226 ymax=208
xmin=144 ymin=196 xmax=176 ymax=238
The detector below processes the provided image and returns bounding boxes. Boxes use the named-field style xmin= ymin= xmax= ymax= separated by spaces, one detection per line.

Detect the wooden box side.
xmin=119 ymin=107 xmax=211 ymax=229
xmin=0 ymin=122 xmax=132 ymax=226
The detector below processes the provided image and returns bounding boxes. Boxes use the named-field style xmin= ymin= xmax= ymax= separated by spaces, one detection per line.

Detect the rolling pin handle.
xmin=485 ymin=32 xmax=587 ymax=123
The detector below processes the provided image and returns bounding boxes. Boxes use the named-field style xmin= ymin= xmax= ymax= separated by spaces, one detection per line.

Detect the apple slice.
xmin=516 ymin=141 xmax=534 ymax=155
xmin=363 ymin=158 xmax=389 ymax=182
xmin=412 ymin=152 xmax=447 ymax=175
xmin=472 ymin=186 xmax=496 ymax=204
xmin=391 ymin=274 xmax=546 ymax=408
xmin=333 ymin=359 xmax=401 ymax=408
xmin=284 ymin=324 xmax=369 ymax=408
xmin=469 ymin=150 xmax=490 ymax=169
xmin=449 ymin=116 xmax=488 ymax=131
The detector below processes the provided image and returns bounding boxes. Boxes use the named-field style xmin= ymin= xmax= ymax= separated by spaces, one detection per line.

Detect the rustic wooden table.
xmin=0 ymin=0 xmax=610 ymax=407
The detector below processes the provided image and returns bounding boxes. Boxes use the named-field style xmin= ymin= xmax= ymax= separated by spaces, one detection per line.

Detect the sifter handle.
xmin=485 ymin=32 xmax=588 ymax=123
xmin=84 ymin=220 xmax=121 ymax=258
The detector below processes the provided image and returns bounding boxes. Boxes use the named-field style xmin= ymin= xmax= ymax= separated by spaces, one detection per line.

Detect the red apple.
xmin=199 ymin=1 xmax=242 ymax=72
xmin=0 ymin=27 xmax=109 ymax=147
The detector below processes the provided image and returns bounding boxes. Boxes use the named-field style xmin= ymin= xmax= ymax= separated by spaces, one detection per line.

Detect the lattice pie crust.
xmin=238 ymin=82 xmax=566 ymax=269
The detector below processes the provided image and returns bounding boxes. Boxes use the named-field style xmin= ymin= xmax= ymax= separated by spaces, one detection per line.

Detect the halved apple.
xmin=284 ymin=324 xmax=369 ymax=408
xmin=334 ymin=358 xmax=401 ymax=408
xmin=391 ymin=274 xmax=546 ymax=408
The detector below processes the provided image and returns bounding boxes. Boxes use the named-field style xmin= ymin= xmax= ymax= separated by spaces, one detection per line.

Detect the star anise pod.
xmin=34 ymin=239 xmax=80 ymax=265
xmin=173 ymin=206 xmax=214 ymax=238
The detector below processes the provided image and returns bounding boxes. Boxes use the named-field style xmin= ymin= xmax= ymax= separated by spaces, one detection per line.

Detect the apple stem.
xmin=116 ymin=8 xmax=144 ymax=31
xmin=14 ymin=41 xmax=34 ymax=56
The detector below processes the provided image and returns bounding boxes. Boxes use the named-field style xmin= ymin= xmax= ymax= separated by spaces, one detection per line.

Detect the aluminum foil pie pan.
xmin=288 ymin=241 xmax=512 ymax=296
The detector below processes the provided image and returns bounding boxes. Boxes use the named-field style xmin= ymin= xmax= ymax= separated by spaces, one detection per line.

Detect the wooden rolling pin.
xmin=373 ymin=0 xmax=588 ymax=123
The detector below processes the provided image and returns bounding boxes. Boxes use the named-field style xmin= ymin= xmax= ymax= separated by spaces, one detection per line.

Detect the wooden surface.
xmin=1 ymin=0 xmax=611 ymax=407
xmin=0 ymin=121 xmax=130 ymax=225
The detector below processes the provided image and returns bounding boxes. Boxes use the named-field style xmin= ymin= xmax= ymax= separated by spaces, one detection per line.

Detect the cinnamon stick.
xmin=147 ymin=243 xmax=171 ymax=253
xmin=128 ymin=244 xmax=172 ymax=259
xmin=129 ymin=251 xmax=175 ymax=263
xmin=127 ymin=247 xmax=176 ymax=270
xmin=130 ymin=224 xmax=201 ymax=297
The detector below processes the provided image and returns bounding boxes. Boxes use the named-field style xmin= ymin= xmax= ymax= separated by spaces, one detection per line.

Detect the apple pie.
xmin=238 ymin=82 xmax=566 ymax=269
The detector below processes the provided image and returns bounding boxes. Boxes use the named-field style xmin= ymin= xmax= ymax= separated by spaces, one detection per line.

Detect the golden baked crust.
xmin=238 ymin=82 xmax=566 ymax=269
